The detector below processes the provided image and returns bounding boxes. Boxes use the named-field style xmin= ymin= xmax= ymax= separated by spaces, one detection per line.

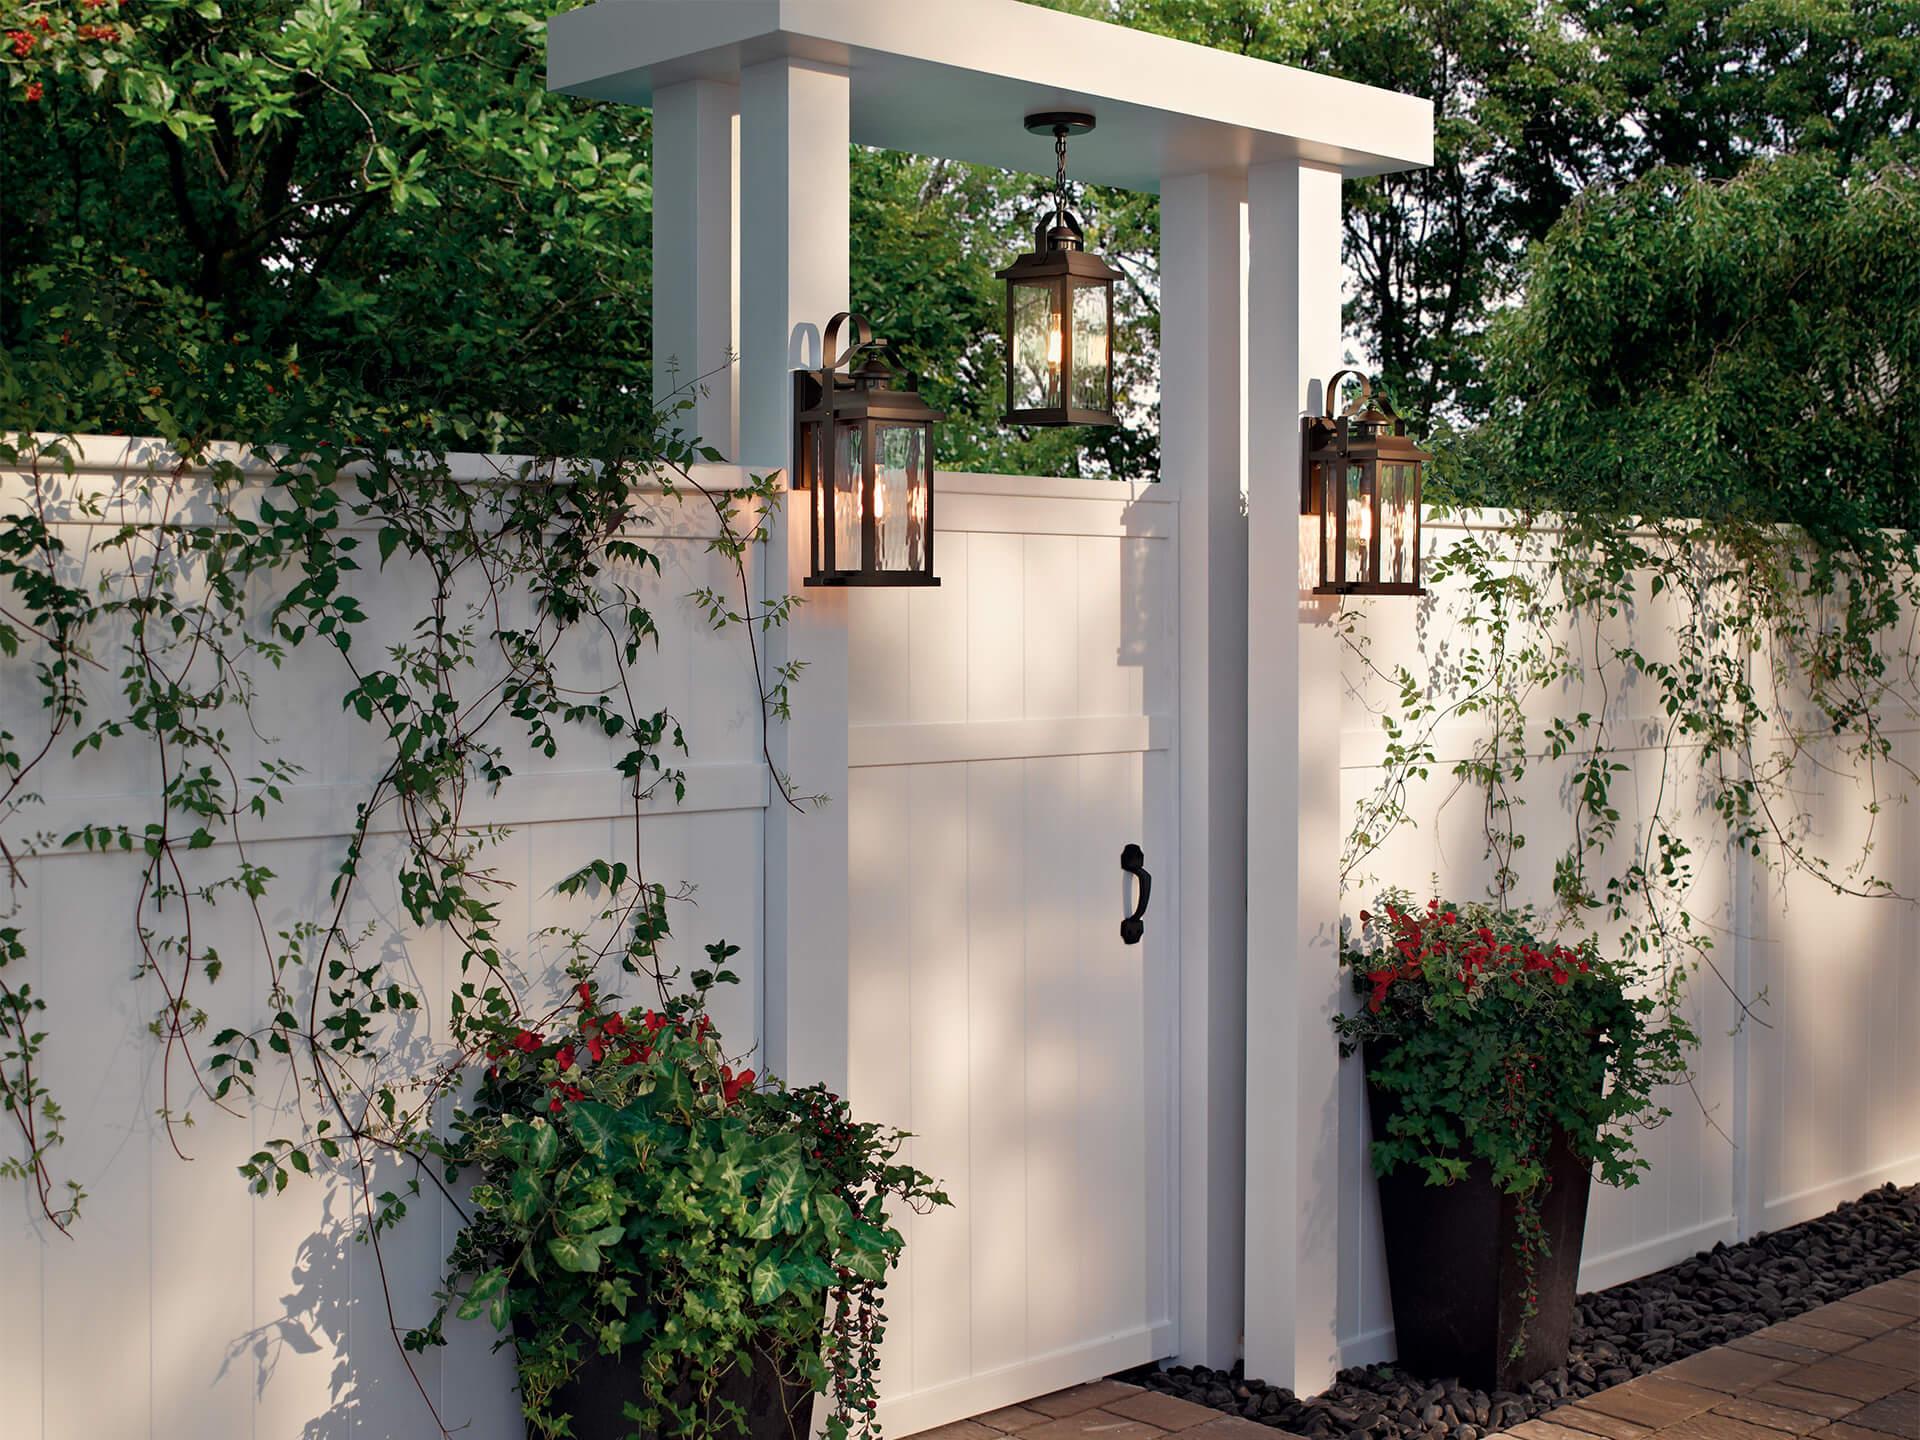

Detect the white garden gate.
xmin=846 ymin=473 xmax=1179 ymax=1429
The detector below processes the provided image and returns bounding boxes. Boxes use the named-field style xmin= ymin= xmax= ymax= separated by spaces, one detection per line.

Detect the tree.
xmin=1472 ymin=153 xmax=1920 ymax=541
xmin=2 ymin=0 xmax=655 ymax=455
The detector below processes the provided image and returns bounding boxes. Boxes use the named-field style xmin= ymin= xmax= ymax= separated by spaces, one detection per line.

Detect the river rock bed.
xmin=1120 ymin=1182 xmax=1919 ymax=1440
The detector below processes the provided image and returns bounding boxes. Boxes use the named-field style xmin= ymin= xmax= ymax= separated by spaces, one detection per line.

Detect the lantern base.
xmin=1312 ymin=582 xmax=1425 ymax=597
xmin=1004 ymin=404 xmax=1119 ymax=429
xmin=804 ymin=572 xmax=941 ymax=588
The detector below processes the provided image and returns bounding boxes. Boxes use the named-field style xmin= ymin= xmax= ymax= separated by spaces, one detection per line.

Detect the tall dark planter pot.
xmin=1365 ymin=1058 xmax=1594 ymax=1392
xmin=514 ymin=1325 xmax=813 ymax=1440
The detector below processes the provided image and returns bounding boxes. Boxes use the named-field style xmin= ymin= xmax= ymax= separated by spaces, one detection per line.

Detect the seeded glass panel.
xmin=1383 ymin=462 xmax=1414 ymax=585
xmin=1012 ymin=281 xmax=1063 ymax=411
xmin=873 ymin=423 xmax=927 ymax=572
xmin=833 ymin=422 xmax=865 ymax=571
xmin=1345 ymin=462 xmax=1371 ymax=586
xmin=1070 ymin=279 xmax=1110 ymax=413
xmin=1321 ymin=461 xmax=1338 ymax=587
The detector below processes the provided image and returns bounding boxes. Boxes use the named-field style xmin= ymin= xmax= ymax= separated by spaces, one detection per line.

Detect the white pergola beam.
xmin=551 ymin=0 xmax=1433 ymax=190
xmin=740 ymin=56 xmax=853 ymax=1093
xmin=1244 ymin=157 xmax=1346 ymax=1397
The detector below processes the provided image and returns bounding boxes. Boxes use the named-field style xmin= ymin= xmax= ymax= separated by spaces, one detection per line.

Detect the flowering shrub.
xmin=409 ymin=970 xmax=947 ymax=1440
xmin=1334 ymin=895 xmax=1696 ymax=1339
xmin=1335 ymin=896 xmax=1695 ymax=1194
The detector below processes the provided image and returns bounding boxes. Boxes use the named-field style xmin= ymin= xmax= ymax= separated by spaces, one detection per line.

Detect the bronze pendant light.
xmin=998 ymin=112 xmax=1120 ymax=428
xmin=1301 ymin=370 xmax=1430 ymax=595
xmin=792 ymin=312 xmax=943 ymax=587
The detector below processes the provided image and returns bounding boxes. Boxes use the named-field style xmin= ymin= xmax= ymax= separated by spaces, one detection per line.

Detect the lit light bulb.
xmin=1047 ymin=314 xmax=1063 ymax=368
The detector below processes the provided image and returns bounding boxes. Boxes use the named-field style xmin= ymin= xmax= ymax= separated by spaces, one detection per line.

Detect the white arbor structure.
xmin=551 ymin=1 xmax=1433 ymax=1428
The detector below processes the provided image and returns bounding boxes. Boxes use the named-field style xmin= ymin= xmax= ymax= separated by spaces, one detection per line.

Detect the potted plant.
xmin=409 ymin=970 xmax=948 ymax=1440
xmin=1334 ymin=896 xmax=1695 ymax=1391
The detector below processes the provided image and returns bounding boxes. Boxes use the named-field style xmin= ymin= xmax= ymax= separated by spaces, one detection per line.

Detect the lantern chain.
xmin=1055 ymin=128 xmax=1070 ymax=219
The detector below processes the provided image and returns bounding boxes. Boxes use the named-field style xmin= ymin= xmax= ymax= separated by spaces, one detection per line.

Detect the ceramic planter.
xmin=516 ymin=1328 xmax=813 ymax=1440
xmin=1365 ymin=1064 xmax=1594 ymax=1391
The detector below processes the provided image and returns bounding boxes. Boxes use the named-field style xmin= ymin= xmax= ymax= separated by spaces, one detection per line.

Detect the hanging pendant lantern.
xmin=1300 ymin=371 xmax=1429 ymax=595
xmin=792 ymin=312 xmax=942 ymax=587
xmin=998 ymin=112 xmax=1120 ymax=429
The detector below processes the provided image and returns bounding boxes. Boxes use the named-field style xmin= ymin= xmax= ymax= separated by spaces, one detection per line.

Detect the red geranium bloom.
xmin=720 ymin=1067 xmax=756 ymax=1105
xmin=555 ymin=1045 xmax=577 ymax=1071
xmin=512 ymin=1029 xmax=542 ymax=1053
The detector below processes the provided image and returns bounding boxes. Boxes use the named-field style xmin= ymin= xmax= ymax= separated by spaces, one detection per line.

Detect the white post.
xmin=1244 ymin=158 xmax=1345 ymax=1395
xmin=1160 ymin=168 xmax=1250 ymax=1370
xmin=652 ymin=77 xmax=740 ymax=457
xmin=739 ymin=57 xmax=852 ymax=1093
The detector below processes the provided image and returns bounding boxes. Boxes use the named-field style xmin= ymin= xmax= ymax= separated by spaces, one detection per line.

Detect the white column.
xmin=739 ymin=58 xmax=851 ymax=1093
xmin=1244 ymin=158 xmax=1345 ymax=1395
xmin=652 ymin=77 xmax=740 ymax=457
xmin=1160 ymin=168 xmax=1250 ymax=1370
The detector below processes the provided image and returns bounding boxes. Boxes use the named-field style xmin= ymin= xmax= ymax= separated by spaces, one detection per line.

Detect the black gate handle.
xmin=1120 ymin=843 xmax=1152 ymax=945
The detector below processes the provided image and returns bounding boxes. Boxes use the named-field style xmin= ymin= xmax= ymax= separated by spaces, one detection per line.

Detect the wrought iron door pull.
xmin=1120 ymin=843 xmax=1151 ymax=945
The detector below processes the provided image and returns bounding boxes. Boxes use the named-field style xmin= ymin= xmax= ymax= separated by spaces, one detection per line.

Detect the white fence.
xmin=1332 ymin=513 xmax=1920 ymax=1367
xmin=2 ymin=444 xmax=1916 ymax=1438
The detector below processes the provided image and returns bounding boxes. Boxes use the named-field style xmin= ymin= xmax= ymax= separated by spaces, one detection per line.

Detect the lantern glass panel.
xmin=832 ymin=421 xmax=865 ymax=571
xmin=1345 ymin=462 xmax=1373 ymax=586
xmin=1070 ymin=278 xmax=1110 ymax=414
xmin=1383 ymin=461 xmax=1416 ymax=586
xmin=1011 ymin=280 xmax=1063 ymax=412
xmin=873 ymin=421 xmax=930 ymax=573
xmin=1320 ymin=459 xmax=1338 ymax=587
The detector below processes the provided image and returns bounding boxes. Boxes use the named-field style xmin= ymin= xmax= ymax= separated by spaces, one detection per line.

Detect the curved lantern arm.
xmin=821 ymin=311 xmax=879 ymax=388
xmin=1324 ymin=368 xmax=1377 ymax=420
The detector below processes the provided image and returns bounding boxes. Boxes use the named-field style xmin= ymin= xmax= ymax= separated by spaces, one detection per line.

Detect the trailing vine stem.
xmin=0 ymin=400 xmax=811 ymax=1435
xmin=1339 ymin=509 xmax=1919 ymax=1067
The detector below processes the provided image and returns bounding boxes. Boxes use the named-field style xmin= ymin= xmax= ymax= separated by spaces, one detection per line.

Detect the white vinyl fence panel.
xmin=847 ymin=474 xmax=1180 ymax=1434
xmin=1333 ymin=514 xmax=1920 ymax=1367
xmin=0 ymin=442 xmax=770 ymax=1440
xmin=5 ymin=443 xmax=1917 ymax=1436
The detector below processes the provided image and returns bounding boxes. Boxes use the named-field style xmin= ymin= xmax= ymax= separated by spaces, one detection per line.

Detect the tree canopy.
xmin=3 ymin=0 xmax=1918 ymax=504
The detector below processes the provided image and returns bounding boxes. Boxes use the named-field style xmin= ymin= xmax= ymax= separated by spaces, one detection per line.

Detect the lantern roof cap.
xmin=549 ymin=0 xmax=1433 ymax=188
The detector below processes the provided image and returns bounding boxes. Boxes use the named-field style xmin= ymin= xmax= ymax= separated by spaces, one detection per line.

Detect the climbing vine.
xmin=1338 ymin=505 xmax=1920 ymax=1026
xmin=0 ymin=406 xmax=846 ymax=1431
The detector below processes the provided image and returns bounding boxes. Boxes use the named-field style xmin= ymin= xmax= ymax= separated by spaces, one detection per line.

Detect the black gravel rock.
xmin=1119 ymin=1182 xmax=1918 ymax=1440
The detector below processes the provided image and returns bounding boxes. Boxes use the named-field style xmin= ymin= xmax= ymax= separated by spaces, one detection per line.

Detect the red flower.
xmin=24 ymin=80 xmax=43 ymax=101
xmin=7 ymin=29 xmax=33 ymax=56
xmin=621 ymin=1044 xmax=651 ymax=1066
xmin=642 ymin=1010 xmax=667 ymax=1034
xmin=555 ymin=1045 xmax=577 ymax=1071
xmin=575 ymin=980 xmax=593 ymax=1007
xmin=585 ymin=1035 xmax=606 ymax=1062
xmin=720 ymin=1067 xmax=755 ymax=1105
xmin=512 ymin=1029 xmax=542 ymax=1053
xmin=601 ymin=1013 xmax=626 ymax=1038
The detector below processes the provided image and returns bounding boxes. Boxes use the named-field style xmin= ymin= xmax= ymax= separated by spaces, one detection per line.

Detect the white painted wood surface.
xmin=1332 ymin=513 xmax=1920 ymax=1368
xmin=847 ymin=473 xmax=1179 ymax=1436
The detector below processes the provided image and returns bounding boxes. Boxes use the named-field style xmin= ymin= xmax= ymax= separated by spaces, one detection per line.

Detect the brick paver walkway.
xmin=1505 ymin=1273 xmax=1919 ymax=1440
xmin=907 ymin=1271 xmax=1917 ymax=1440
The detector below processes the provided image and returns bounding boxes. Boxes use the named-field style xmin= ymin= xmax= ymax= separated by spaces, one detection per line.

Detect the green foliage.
xmin=1 ymin=0 xmax=654 ymax=455
xmin=1335 ymin=896 xmax=1695 ymax=1195
xmin=1469 ymin=155 xmax=1920 ymax=539
xmin=413 ymin=982 xmax=946 ymax=1440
